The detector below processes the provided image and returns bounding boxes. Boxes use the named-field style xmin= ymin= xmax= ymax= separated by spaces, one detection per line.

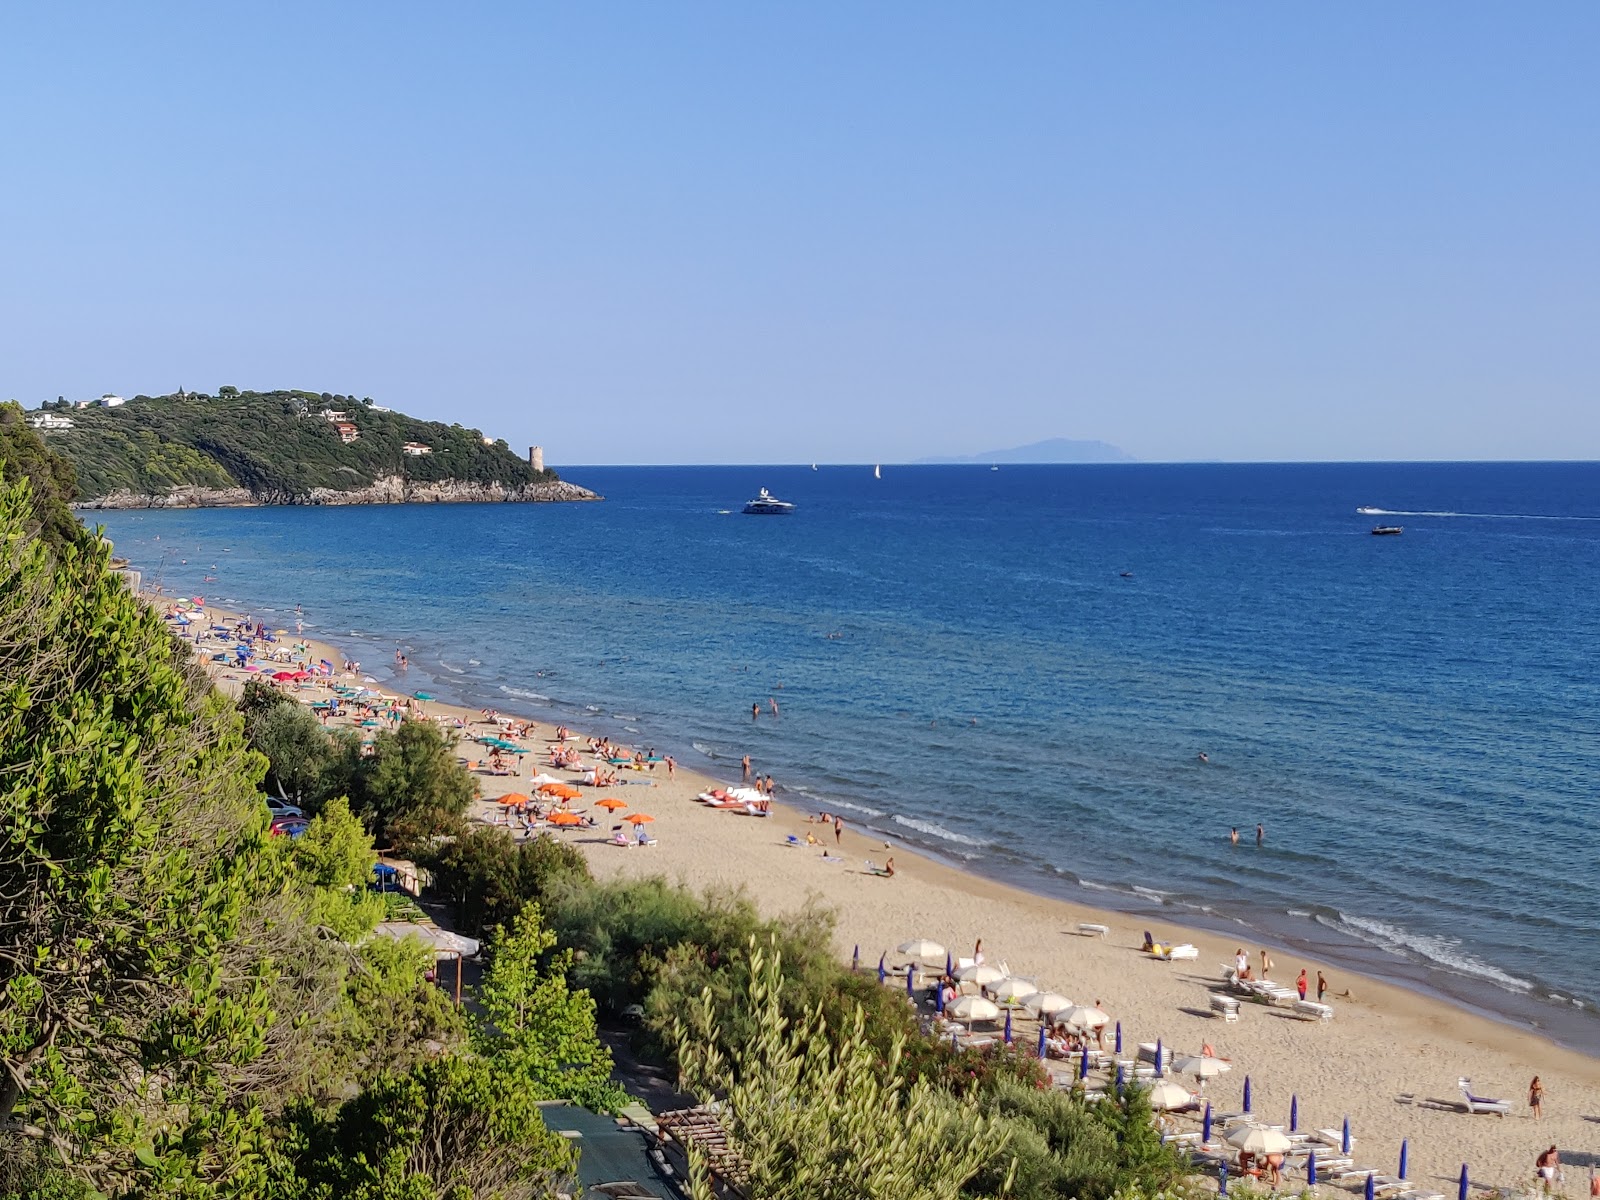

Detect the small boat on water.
xmin=742 ymin=487 xmax=795 ymax=515
xmin=873 ymin=464 xmax=881 ymax=479
xmin=1356 ymin=506 xmax=1384 ymax=515
xmin=1370 ymin=525 xmax=1403 ymax=536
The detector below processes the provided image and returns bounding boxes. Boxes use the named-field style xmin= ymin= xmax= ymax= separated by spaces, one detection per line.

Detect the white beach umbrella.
xmin=1147 ymin=1080 xmax=1199 ymax=1111
xmin=1061 ymin=1005 xmax=1109 ymax=1031
xmin=1225 ymin=1125 xmax=1292 ymax=1156
xmin=1022 ymin=991 xmax=1073 ymax=1018
xmin=988 ymin=977 xmax=1038 ymax=1003
xmin=947 ymin=995 xmax=1000 ymax=1023
xmin=1173 ymin=1055 xmax=1232 ymax=1079
xmin=896 ymin=939 xmax=946 ymax=963
xmin=956 ymin=963 xmax=1006 ymax=986
xmin=529 ymin=773 xmax=566 ymax=786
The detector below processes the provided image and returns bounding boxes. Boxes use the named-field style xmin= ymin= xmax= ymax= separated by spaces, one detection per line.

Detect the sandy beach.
xmin=176 ymin=598 xmax=1600 ymax=1196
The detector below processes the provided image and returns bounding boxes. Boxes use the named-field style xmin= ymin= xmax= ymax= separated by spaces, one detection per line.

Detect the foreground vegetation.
xmin=20 ymin=390 xmax=558 ymax=501
xmin=0 ymin=413 xmax=1188 ymax=1199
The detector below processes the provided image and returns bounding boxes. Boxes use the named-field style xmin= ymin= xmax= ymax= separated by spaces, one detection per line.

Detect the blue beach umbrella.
xmin=1116 ymin=1062 xmax=1126 ymax=1091
xmin=1004 ymin=1009 xmax=1013 ymax=1044
xmin=413 ymin=692 xmax=434 ymax=701
xmin=1290 ymin=1094 xmax=1298 ymax=1131
xmin=1399 ymin=1139 xmax=1408 ymax=1180
xmin=1037 ymin=1024 xmax=1048 ymax=1060
xmin=1155 ymin=1038 xmax=1164 ymax=1076
xmin=1202 ymin=1102 xmax=1213 ymax=1145
xmin=877 ymin=956 xmax=886 ymax=985
xmin=1080 ymin=1046 xmax=1091 ymax=1080
xmin=1459 ymin=1164 xmax=1469 ymax=1200
xmin=1342 ymin=1116 xmax=1351 ymax=1155
xmin=934 ymin=984 xmax=944 ymax=1014
xmin=906 ymin=966 xmax=916 ymax=999
xmin=1242 ymin=1075 xmax=1252 ymax=1113
xmin=1307 ymin=1152 xmax=1317 ymax=1187
xmin=946 ymin=952 xmax=954 ymax=976
xmin=852 ymin=944 xmax=860 ymax=971
xmin=1219 ymin=1161 xmax=1228 ymax=1196
xmin=1365 ymin=1172 xmax=1376 ymax=1200
xmin=1115 ymin=1021 xmax=1123 ymax=1053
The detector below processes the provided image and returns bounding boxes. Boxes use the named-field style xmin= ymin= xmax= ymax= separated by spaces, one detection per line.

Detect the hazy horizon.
xmin=2 ymin=6 xmax=1596 ymax=465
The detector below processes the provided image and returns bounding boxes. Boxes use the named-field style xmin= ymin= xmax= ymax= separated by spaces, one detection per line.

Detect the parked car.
xmin=265 ymin=798 xmax=305 ymax=819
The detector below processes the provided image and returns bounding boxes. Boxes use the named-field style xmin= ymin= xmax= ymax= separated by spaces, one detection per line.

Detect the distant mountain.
xmin=916 ymin=437 xmax=1135 ymax=464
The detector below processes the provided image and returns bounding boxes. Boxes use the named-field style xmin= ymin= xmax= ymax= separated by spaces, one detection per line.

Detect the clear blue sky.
xmin=2 ymin=5 xmax=1596 ymax=464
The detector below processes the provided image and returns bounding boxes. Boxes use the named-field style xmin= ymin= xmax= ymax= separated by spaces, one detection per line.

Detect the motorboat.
xmin=1356 ymin=506 xmax=1384 ymax=515
xmin=742 ymin=488 xmax=795 ymax=515
xmin=1370 ymin=525 xmax=1403 ymax=536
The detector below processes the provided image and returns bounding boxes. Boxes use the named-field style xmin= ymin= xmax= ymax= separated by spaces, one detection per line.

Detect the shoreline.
xmin=159 ymin=585 xmax=1600 ymax=1193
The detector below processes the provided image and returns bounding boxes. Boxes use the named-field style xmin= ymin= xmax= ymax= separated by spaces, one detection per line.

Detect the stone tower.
xmin=528 ymin=445 xmax=544 ymax=473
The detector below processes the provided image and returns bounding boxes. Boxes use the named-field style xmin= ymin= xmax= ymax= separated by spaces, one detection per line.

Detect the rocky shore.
xmin=73 ymin=476 xmax=602 ymax=509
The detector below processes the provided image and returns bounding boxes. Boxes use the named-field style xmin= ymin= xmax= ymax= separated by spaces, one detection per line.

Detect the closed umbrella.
xmin=934 ymin=983 xmax=944 ymax=1014
xmin=906 ymin=965 xmax=916 ymax=999
xmin=945 ymin=952 xmax=954 ymax=976
xmin=1307 ymin=1152 xmax=1317 ymax=1186
xmin=1115 ymin=1021 xmax=1123 ymax=1053
xmin=1225 ymin=1125 xmax=1292 ymax=1156
xmin=1342 ymin=1117 xmax=1351 ymax=1154
xmin=1458 ymin=1164 xmax=1468 ymax=1200
xmin=1079 ymin=1046 xmax=1090 ymax=1079
xmin=1219 ymin=1161 xmax=1228 ymax=1196
xmin=1003 ymin=1009 xmax=1013 ymax=1044
xmin=896 ymin=939 xmax=946 ymax=963
xmin=1036 ymin=1024 xmax=1048 ymax=1060
xmin=1148 ymin=1080 xmax=1197 ymax=1111
xmin=1290 ymin=1094 xmax=1298 ymax=1131
xmin=1061 ymin=1005 xmax=1108 ymax=1031
xmin=1399 ymin=1139 xmax=1408 ymax=1181
xmin=956 ymin=963 xmax=1006 ymax=986
xmin=1243 ymin=1075 xmax=1253 ymax=1113
xmin=1022 ymin=991 xmax=1072 ymax=1018
xmin=1174 ymin=1055 xmax=1232 ymax=1080
xmin=948 ymin=995 xmax=1000 ymax=1024
xmin=878 ymin=955 xmax=887 ymax=985
xmin=1202 ymin=1102 xmax=1213 ymax=1145
xmin=852 ymin=944 xmax=860 ymax=971
xmin=1155 ymin=1038 xmax=1164 ymax=1076
xmin=1365 ymin=1173 xmax=1376 ymax=1200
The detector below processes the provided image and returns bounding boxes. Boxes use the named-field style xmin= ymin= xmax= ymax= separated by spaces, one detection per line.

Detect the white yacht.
xmin=742 ymin=487 xmax=795 ymax=515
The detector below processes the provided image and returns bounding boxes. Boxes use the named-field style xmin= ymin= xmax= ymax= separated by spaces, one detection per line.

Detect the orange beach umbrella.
xmin=498 ymin=793 xmax=531 ymax=807
xmin=624 ymin=813 xmax=654 ymax=825
xmin=595 ymin=798 xmax=627 ymax=811
xmin=547 ymin=810 xmax=583 ymax=827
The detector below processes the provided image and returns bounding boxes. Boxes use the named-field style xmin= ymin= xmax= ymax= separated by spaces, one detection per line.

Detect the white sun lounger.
xmin=1292 ymin=999 xmax=1333 ymax=1021
xmin=1457 ymin=1078 xmax=1510 ymax=1116
xmin=1313 ymin=1128 xmax=1354 ymax=1151
xmin=1079 ymin=922 xmax=1110 ymax=938
xmin=1210 ymin=993 xmax=1240 ymax=1021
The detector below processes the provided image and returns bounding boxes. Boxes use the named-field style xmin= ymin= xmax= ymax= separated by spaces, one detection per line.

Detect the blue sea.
xmin=95 ymin=463 xmax=1600 ymax=1049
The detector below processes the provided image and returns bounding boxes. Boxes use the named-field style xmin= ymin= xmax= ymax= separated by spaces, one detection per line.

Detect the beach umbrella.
xmin=1115 ymin=1021 xmax=1123 ymax=1053
xmin=1061 ymin=1005 xmax=1108 ymax=1031
xmin=878 ymin=955 xmax=886 ymax=985
xmin=1022 ymin=991 xmax=1072 ymax=1018
xmin=1155 ymin=1038 xmax=1164 ymax=1076
xmin=499 ymin=792 xmax=531 ymax=806
xmin=1017 ymin=992 xmax=1068 ymax=1017
xmin=1307 ymin=1152 xmax=1317 ymax=1186
xmin=1079 ymin=1047 xmax=1090 ymax=1079
xmin=947 ymin=996 xmax=1000 ymax=1024
xmin=1148 ymin=1080 xmax=1196 ymax=1111
xmin=529 ymin=773 xmax=564 ymax=786
xmin=272 ymin=671 xmax=297 ymax=682
xmin=1225 ymin=1125 xmax=1291 ymax=1156
xmin=1037 ymin=1024 xmax=1048 ymax=1060
xmin=852 ymin=944 xmax=860 ymax=971
xmin=1242 ymin=1075 xmax=1252 ymax=1113
xmin=1458 ymin=1164 xmax=1468 ymax=1200
xmin=624 ymin=813 xmax=654 ymax=824
xmin=1004 ymin=1009 xmax=1013 ymax=1044
xmin=547 ymin=811 xmax=583 ymax=826
xmin=989 ymin=977 xmax=1037 ymax=1003
xmin=1341 ymin=1116 xmax=1351 ymax=1154
xmin=1290 ymin=1094 xmax=1298 ymax=1131
xmin=1219 ymin=1161 xmax=1228 ymax=1196
xmin=1399 ymin=1139 xmax=1408 ymax=1181
xmin=896 ymin=938 xmax=946 ymax=963
xmin=1174 ymin=1055 xmax=1232 ymax=1080
xmin=596 ymin=798 xmax=627 ymax=811
xmin=935 ymin=983 xmax=944 ymax=1014
xmin=1202 ymin=1102 xmax=1213 ymax=1145
xmin=1116 ymin=1062 xmax=1125 ymax=1091
xmin=956 ymin=963 xmax=1005 ymax=985
xmin=413 ymin=692 xmax=434 ymax=701
xmin=906 ymin=965 xmax=916 ymax=999
xmin=1365 ymin=1173 xmax=1376 ymax=1200
xmin=945 ymin=952 xmax=954 ymax=976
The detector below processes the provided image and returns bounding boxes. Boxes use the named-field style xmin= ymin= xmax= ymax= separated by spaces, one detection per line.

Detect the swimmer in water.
xmin=1230 ymin=827 xmax=1239 ymax=845
xmin=1198 ymin=751 xmax=1210 ymax=764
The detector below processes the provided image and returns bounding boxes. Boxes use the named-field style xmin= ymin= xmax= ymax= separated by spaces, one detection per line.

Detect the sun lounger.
xmin=1078 ymin=922 xmax=1110 ymax=938
xmin=1395 ymin=1190 xmax=1444 ymax=1200
xmin=1457 ymin=1078 xmax=1510 ymax=1116
xmin=1313 ymin=1128 xmax=1354 ymax=1151
xmin=1292 ymin=999 xmax=1334 ymax=1021
xmin=1158 ymin=943 xmax=1200 ymax=961
xmin=1210 ymin=993 xmax=1241 ymax=1021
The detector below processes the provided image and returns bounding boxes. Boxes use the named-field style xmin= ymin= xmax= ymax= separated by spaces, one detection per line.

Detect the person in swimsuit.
xmin=1530 ymin=1075 xmax=1545 ymax=1119
xmin=1537 ymin=1146 xmax=1559 ymax=1192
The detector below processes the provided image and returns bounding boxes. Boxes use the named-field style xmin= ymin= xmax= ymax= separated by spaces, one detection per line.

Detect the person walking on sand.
xmin=664 ymin=755 xmax=675 ymax=779
xmin=833 ymin=815 xmax=843 ymax=845
xmin=1530 ymin=1075 xmax=1545 ymax=1120
xmin=1537 ymin=1145 xmax=1559 ymax=1192
xmin=1259 ymin=948 xmax=1273 ymax=978
xmin=1297 ymin=968 xmax=1308 ymax=1000
xmin=973 ymin=939 xmax=985 ymax=965
xmin=742 ymin=755 xmax=752 ymax=782
xmin=1317 ymin=971 xmax=1328 ymax=1002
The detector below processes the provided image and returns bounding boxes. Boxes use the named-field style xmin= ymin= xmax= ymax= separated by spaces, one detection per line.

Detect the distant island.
xmin=18 ymin=388 xmax=599 ymax=507
xmin=917 ymin=437 xmax=1135 ymax=465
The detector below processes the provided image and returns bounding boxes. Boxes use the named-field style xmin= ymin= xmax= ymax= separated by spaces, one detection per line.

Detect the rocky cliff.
xmin=73 ymin=476 xmax=601 ymax=509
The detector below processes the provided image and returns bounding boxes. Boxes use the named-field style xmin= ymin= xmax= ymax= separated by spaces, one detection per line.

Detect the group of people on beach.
xmin=1233 ymin=948 xmax=1328 ymax=1001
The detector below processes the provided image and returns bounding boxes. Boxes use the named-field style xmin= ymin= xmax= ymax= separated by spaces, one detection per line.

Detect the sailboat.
xmin=811 ymin=463 xmax=818 ymax=471
xmin=873 ymin=464 xmax=881 ymax=479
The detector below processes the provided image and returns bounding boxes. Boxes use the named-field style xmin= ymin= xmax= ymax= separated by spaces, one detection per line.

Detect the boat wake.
xmin=1357 ymin=507 xmax=1600 ymax=522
